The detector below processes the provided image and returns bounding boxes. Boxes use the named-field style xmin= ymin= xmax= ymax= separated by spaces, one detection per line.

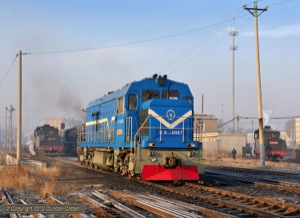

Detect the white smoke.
xmin=263 ymin=110 xmax=277 ymax=129
xmin=26 ymin=140 xmax=36 ymax=156
xmin=263 ymin=110 xmax=272 ymax=126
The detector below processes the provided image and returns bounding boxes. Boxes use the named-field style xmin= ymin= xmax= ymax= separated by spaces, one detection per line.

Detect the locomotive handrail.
xmin=126 ymin=117 xmax=133 ymax=148
xmin=159 ymin=120 xmax=162 ymax=142
xmin=133 ymin=116 xmax=150 ymax=159
xmin=182 ymin=119 xmax=185 ymax=142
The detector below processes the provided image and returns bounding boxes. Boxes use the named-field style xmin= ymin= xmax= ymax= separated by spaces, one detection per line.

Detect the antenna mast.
xmin=228 ymin=16 xmax=239 ymax=133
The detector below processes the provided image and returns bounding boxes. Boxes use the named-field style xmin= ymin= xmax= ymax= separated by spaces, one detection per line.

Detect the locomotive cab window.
xmin=117 ymin=96 xmax=124 ymax=114
xmin=128 ymin=94 xmax=137 ymax=110
xmin=142 ymin=90 xmax=159 ymax=101
xmin=162 ymin=90 xmax=179 ymax=100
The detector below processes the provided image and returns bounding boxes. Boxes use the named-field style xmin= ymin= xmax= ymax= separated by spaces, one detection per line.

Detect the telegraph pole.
xmin=6 ymin=105 xmax=15 ymax=150
xmin=228 ymin=17 xmax=239 ymax=133
xmin=243 ymin=1 xmax=268 ymax=167
xmin=17 ymin=50 xmax=22 ymax=167
xmin=5 ymin=109 xmax=8 ymax=149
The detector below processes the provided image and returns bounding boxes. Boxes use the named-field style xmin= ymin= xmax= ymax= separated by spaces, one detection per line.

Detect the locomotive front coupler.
xmin=164 ymin=152 xmax=180 ymax=168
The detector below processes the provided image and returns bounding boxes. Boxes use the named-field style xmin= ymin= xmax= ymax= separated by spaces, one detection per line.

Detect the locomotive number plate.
xmin=158 ymin=130 xmax=183 ymax=136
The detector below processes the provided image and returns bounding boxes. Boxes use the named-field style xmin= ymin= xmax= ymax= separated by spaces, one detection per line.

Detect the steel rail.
xmin=138 ymin=180 xmax=300 ymax=217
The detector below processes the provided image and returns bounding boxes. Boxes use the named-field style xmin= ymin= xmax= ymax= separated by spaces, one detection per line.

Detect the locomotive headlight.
xmin=148 ymin=142 xmax=156 ymax=147
xmin=187 ymin=142 xmax=195 ymax=147
xmin=151 ymin=157 xmax=157 ymax=163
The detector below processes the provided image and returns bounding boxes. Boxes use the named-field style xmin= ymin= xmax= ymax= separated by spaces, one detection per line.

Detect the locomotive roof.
xmin=86 ymin=75 xmax=191 ymax=109
xmin=254 ymin=126 xmax=280 ymax=133
xmin=34 ymin=124 xmax=58 ymax=132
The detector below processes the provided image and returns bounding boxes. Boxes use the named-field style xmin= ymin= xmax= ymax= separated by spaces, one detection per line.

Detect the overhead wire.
xmin=1 ymin=0 xmax=294 ymax=90
xmin=219 ymin=115 xmax=300 ymax=129
xmin=0 ymin=54 xmax=18 ymax=87
xmin=158 ymin=0 xmax=294 ymax=75
xmin=25 ymin=22 xmax=232 ymax=56
xmin=158 ymin=19 xmax=231 ymax=73
xmin=267 ymin=0 xmax=293 ymax=7
xmin=238 ymin=116 xmax=300 ymax=120
xmin=163 ymin=8 xmax=249 ymax=75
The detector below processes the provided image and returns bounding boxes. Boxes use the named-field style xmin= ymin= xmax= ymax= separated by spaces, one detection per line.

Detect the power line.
xmin=239 ymin=116 xmax=300 ymax=120
xmin=268 ymin=0 xmax=293 ymax=7
xmin=168 ymin=34 xmax=229 ymax=75
xmin=0 ymin=55 xmax=18 ymax=86
xmin=219 ymin=115 xmax=300 ymax=129
xmin=158 ymin=6 xmax=248 ymax=74
xmin=21 ymin=4 xmax=264 ymax=57
xmin=25 ymin=22 xmax=230 ymax=56
xmin=158 ymin=20 xmax=230 ymax=73
xmin=157 ymin=0 xmax=294 ymax=75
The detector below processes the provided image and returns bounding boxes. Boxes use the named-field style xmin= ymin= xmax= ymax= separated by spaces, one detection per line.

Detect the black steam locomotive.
xmin=63 ymin=126 xmax=79 ymax=156
xmin=33 ymin=124 xmax=79 ymax=156
xmin=254 ymin=126 xmax=287 ymax=161
xmin=34 ymin=124 xmax=64 ymax=154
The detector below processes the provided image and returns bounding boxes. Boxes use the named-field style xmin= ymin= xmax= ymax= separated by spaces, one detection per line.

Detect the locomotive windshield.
xmin=128 ymin=94 xmax=137 ymax=110
xmin=162 ymin=90 xmax=179 ymax=100
xmin=142 ymin=90 xmax=159 ymax=101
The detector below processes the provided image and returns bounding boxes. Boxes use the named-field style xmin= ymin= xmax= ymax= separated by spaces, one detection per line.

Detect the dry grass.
xmin=0 ymin=150 xmax=8 ymax=165
xmin=0 ymin=165 xmax=72 ymax=197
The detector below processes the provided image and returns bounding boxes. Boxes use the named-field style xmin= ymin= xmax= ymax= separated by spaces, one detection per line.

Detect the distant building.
xmin=194 ymin=114 xmax=218 ymax=142
xmin=280 ymin=131 xmax=292 ymax=148
xmin=194 ymin=113 xmax=246 ymax=158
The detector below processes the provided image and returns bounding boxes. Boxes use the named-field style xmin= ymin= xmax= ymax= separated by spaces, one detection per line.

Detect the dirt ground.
xmin=204 ymin=156 xmax=300 ymax=173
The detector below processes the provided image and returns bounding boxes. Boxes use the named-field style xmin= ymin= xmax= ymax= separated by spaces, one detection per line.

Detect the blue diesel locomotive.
xmin=78 ymin=74 xmax=204 ymax=181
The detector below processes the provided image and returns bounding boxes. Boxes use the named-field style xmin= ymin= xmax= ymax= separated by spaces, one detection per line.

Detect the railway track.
xmin=204 ymin=168 xmax=300 ymax=195
xmin=1 ymin=188 xmax=138 ymax=218
xmin=206 ymin=165 xmax=300 ymax=183
xmin=138 ymin=180 xmax=300 ymax=217
xmin=25 ymin=156 xmax=300 ymax=217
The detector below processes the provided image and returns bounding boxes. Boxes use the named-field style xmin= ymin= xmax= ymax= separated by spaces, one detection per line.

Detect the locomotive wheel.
xmin=128 ymin=171 xmax=135 ymax=179
xmin=89 ymin=162 xmax=94 ymax=168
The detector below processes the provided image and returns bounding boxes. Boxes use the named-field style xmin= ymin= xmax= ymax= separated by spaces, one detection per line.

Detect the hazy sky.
xmin=0 ymin=0 xmax=299 ymax=135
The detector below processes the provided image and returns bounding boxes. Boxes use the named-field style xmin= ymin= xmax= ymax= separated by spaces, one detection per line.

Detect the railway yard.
xmin=0 ymin=153 xmax=299 ymax=218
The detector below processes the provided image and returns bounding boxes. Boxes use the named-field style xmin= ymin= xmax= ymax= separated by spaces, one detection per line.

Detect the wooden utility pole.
xmin=244 ymin=1 xmax=268 ymax=167
xmin=17 ymin=50 xmax=22 ymax=167
xmin=5 ymin=109 xmax=8 ymax=149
